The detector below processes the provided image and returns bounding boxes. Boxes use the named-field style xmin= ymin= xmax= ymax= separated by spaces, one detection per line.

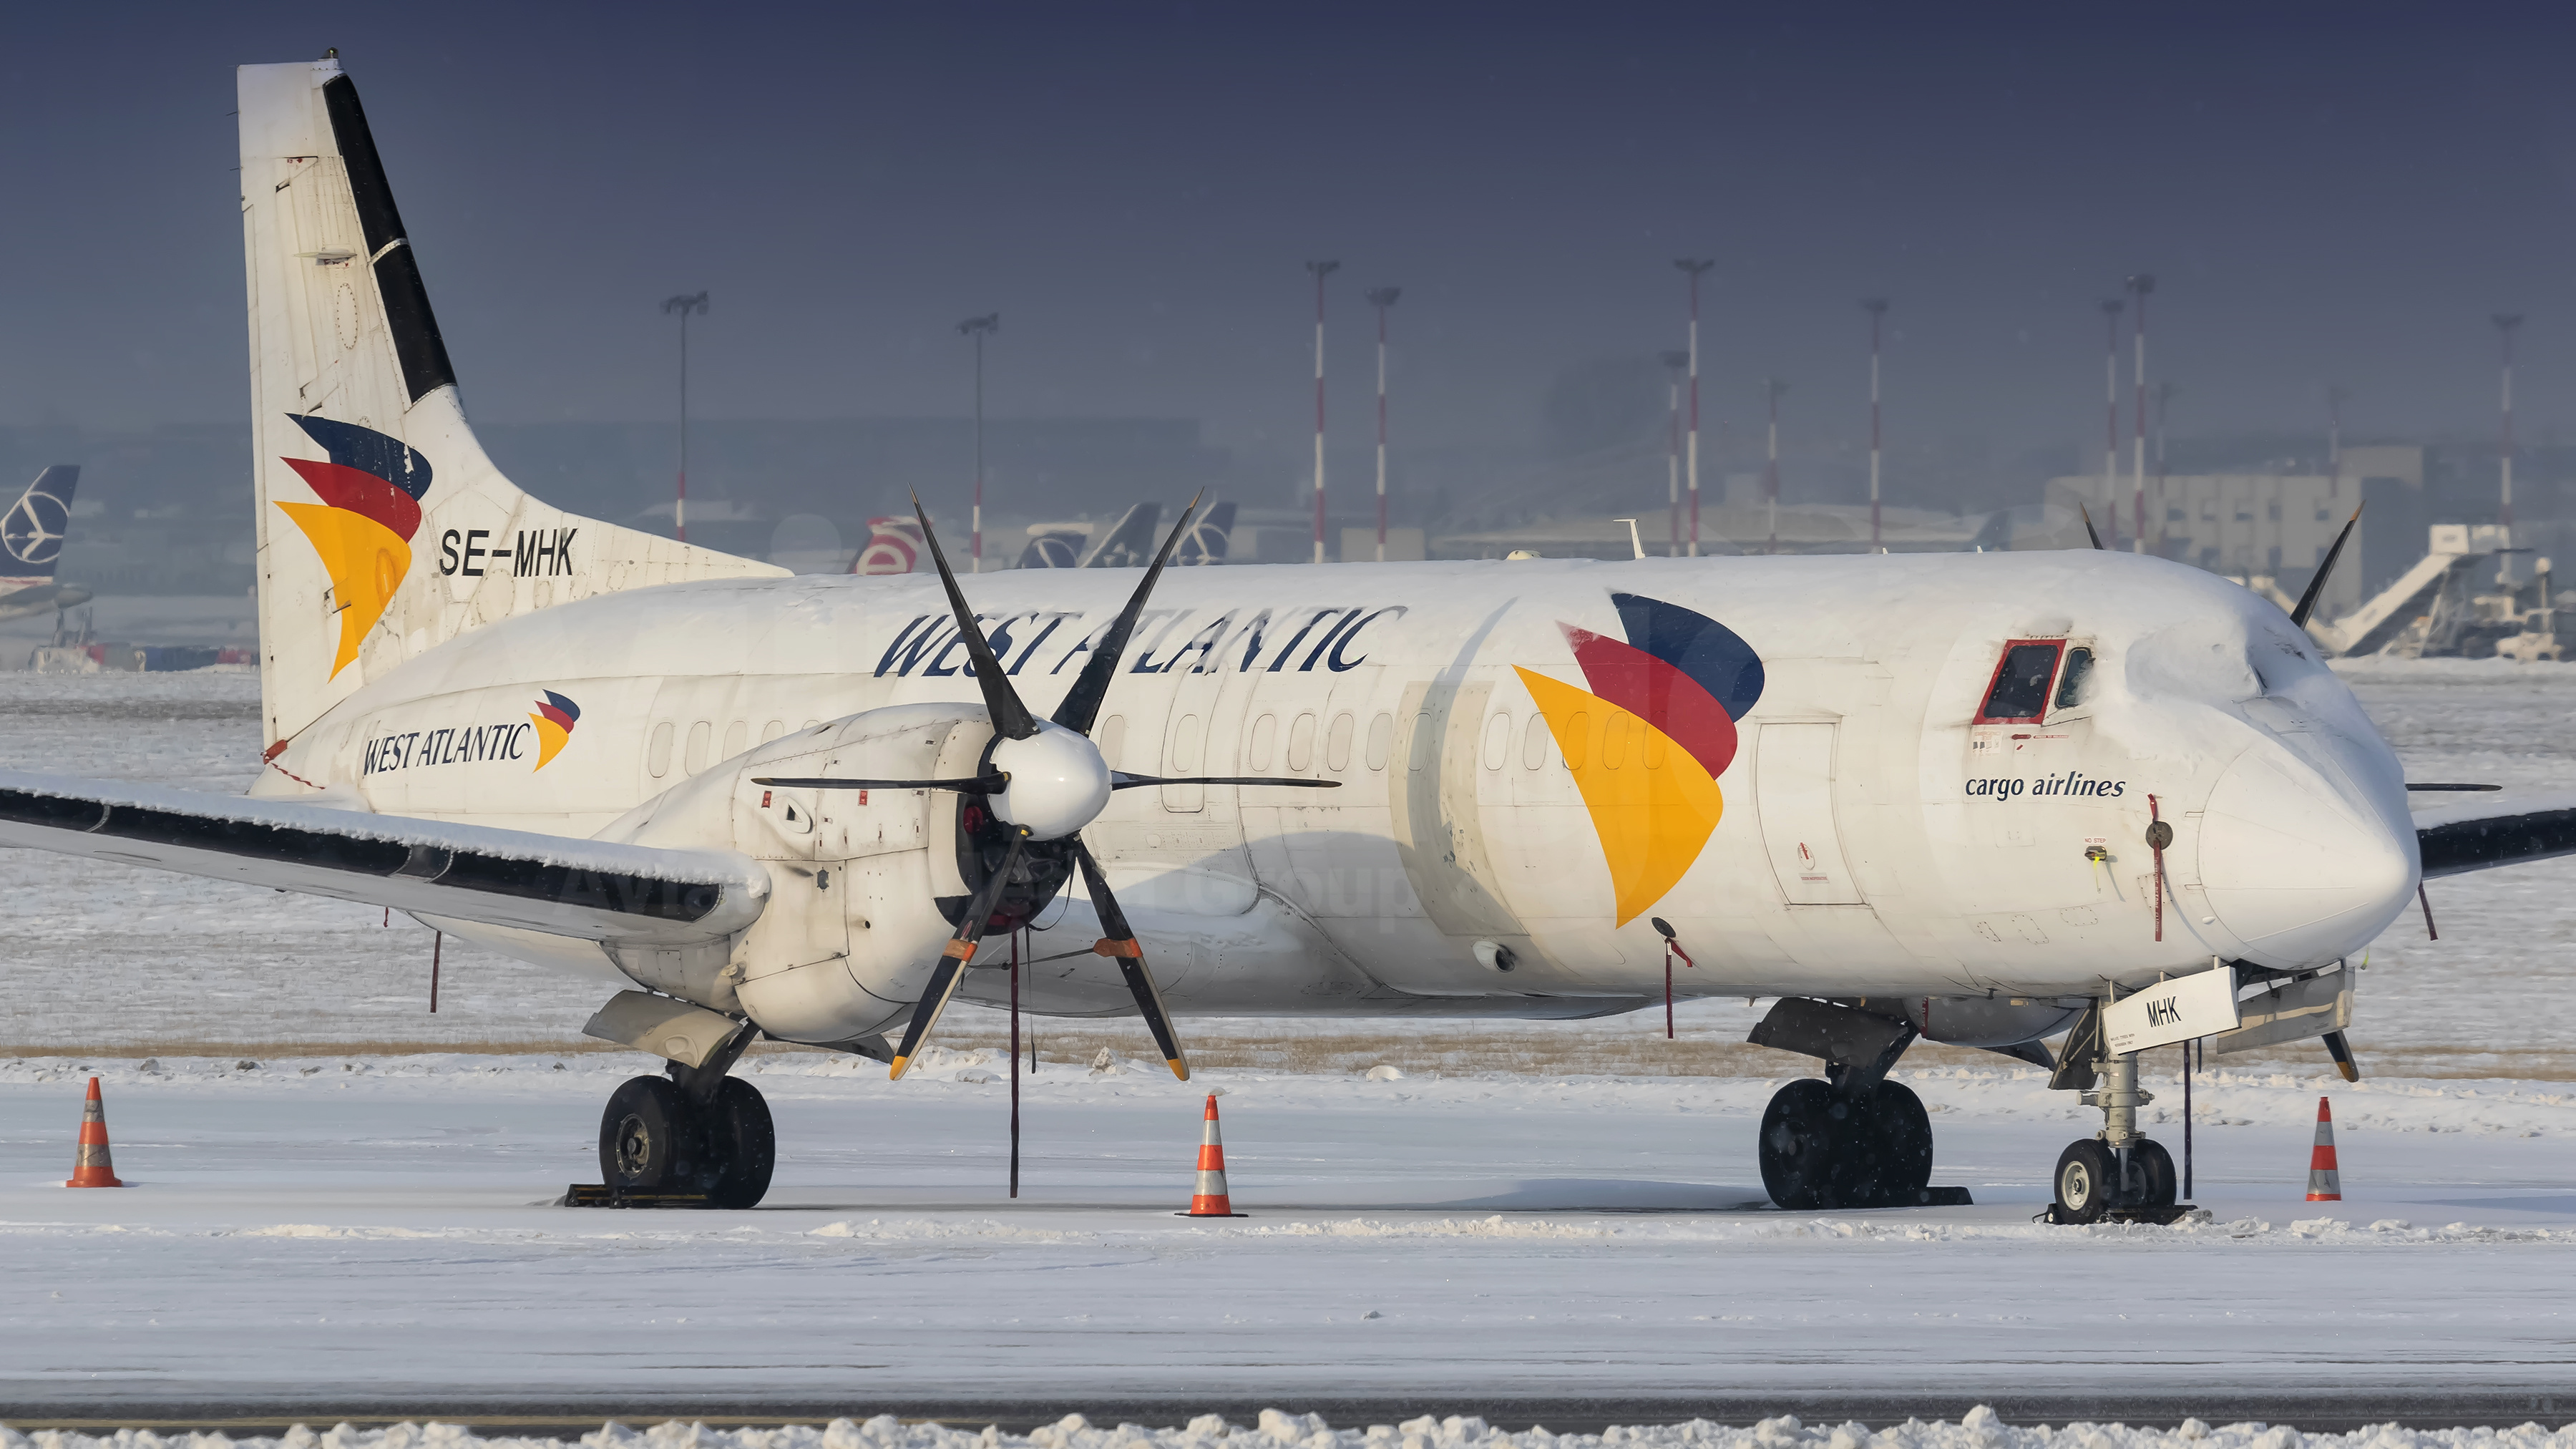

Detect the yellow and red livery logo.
xmin=1513 ymin=592 xmax=1765 ymax=925
xmin=273 ymin=416 xmax=433 ymax=676
xmin=529 ymin=691 xmax=581 ymax=769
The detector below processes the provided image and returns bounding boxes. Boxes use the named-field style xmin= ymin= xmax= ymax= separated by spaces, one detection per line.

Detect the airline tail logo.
xmin=273 ymin=416 xmax=433 ymax=676
xmin=530 ymin=691 xmax=582 ymax=769
xmin=4 ymin=466 xmax=78 ymax=575
xmin=1513 ymin=593 xmax=1765 ymax=925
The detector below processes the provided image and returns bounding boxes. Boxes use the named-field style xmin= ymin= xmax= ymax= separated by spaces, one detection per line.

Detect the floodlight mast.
xmin=1661 ymin=350 xmax=1689 ymax=557
xmin=2100 ymin=298 xmax=2124 ymax=549
xmin=2495 ymin=313 xmax=2523 ymax=587
xmin=1307 ymin=260 xmax=1340 ymax=564
xmin=1367 ymin=287 xmax=1400 ymax=562
xmin=1863 ymin=298 xmax=1888 ymax=553
xmin=959 ymin=314 xmax=1000 ymax=572
xmin=1675 ymin=260 xmax=1715 ymax=557
xmin=660 ymin=291 xmax=708 ymax=543
xmin=2126 ymin=273 xmax=2155 ymax=554
xmin=1763 ymin=378 xmax=1786 ymax=555
xmin=2326 ymin=384 xmax=2350 ymax=497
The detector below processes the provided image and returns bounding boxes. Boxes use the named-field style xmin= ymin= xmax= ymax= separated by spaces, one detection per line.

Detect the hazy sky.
xmin=6 ymin=3 xmax=2576 ymax=476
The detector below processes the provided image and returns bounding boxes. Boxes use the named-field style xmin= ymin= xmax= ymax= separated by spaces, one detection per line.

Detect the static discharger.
xmin=1182 ymin=1092 xmax=1246 ymax=1217
xmin=2306 ymin=1096 xmax=2343 ymax=1201
xmin=66 ymin=1076 xmax=123 ymax=1188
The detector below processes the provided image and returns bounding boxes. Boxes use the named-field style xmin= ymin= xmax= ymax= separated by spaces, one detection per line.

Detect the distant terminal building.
xmin=2042 ymin=445 xmax=2435 ymax=623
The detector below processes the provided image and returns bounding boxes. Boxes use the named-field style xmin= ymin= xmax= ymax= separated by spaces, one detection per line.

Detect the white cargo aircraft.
xmin=4 ymin=57 xmax=2570 ymax=1217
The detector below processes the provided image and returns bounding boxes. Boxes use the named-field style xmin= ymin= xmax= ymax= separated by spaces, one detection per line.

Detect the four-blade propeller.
xmin=812 ymin=491 xmax=1336 ymax=1082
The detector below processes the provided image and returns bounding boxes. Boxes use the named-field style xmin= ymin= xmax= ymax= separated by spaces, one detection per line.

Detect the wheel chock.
xmin=560 ymin=1184 xmax=713 ymax=1209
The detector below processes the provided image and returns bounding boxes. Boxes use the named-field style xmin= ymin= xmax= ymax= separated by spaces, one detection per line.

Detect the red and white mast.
xmin=1676 ymin=259 xmax=1714 ymax=557
xmin=1306 ymin=260 xmax=1339 ymax=565
xmin=1367 ymin=287 xmax=1400 ymax=562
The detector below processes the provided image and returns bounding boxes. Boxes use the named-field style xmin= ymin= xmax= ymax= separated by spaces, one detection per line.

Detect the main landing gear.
xmin=1748 ymin=997 xmax=1952 ymax=1209
xmin=2041 ymin=1001 xmax=2181 ymax=1224
xmin=597 ymin=1024 xmax=775 ymax=1209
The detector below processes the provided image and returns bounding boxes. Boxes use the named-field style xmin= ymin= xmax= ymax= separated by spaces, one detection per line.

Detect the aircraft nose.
xmin=2195 ymin=746 xmax=2416 ymax=968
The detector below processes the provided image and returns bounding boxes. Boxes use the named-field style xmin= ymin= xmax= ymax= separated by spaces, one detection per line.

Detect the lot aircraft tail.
xmin=238 ymin=57 xmax=782 ymax=755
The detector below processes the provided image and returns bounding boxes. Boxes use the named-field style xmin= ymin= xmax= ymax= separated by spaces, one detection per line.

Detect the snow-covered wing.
xmin=0 ymin=769 xmax=767 ymax=945
xmin=2416 ymin=790 xmax=2576 ymax=879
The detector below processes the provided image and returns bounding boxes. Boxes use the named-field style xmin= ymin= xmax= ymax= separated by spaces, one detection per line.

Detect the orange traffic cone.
xmin=66 ymin=1076 xmax=124 ymax=1189
xmin=1184 ymin=1091 xmax=1244 ymax=1217
xmin=2305 ymin=1096 xmax=2341 ymax=1201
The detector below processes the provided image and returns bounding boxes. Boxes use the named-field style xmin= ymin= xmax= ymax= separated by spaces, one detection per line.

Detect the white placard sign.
xmin=2104 ymin=968 xmax=2242 ymax=1055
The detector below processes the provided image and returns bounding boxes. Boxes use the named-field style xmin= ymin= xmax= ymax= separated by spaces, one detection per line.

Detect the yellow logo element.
xmin=273 ymin=502 xmax=409 ymax=675
xmin=529 ymin=691 xmax=581 ymax=770
xmin=1516 ymin=667 xmax=1726 ymax=927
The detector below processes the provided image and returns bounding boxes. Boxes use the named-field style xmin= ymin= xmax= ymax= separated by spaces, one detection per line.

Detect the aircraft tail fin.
xmin=1174 ymin=499 xmax=1236 ymax=565
xmin=238 ymin=58 xmax=782 ymax=755
xmin=1 ymin=466 xmax=79 ymax=587
xmin=1080 ymin=502 xmax=1163 ymax=567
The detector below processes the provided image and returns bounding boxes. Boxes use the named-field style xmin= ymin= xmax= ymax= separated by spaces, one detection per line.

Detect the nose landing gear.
xmin=2044 ymin=1004 xmax=2186 ymax=1224
xmin=595 ymin=1023 xmax=776 ymax=1209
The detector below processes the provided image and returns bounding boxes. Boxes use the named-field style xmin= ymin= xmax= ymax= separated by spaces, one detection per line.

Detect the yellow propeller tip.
xmin=1168 ymin=1060 xmax=1190 ymax=1081
xmin=888 ymin=1056 xmax=911 ymax=1080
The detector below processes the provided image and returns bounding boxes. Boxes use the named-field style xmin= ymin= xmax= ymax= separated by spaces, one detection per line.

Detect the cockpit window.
xmin=1976 ymin=640 xmax=2063 ymax=723
xmin=2054 ymin=647 xmax=2094 ymax=709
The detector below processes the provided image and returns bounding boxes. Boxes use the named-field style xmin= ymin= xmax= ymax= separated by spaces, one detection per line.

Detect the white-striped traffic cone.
xmin=2306 ymin=1096 xmax=2341 ymax=1201
xmin=1184 ymin=1092 xmax=1244 ymax=1216
xmin=66 ymin=1076 xmax=124 ymax=1189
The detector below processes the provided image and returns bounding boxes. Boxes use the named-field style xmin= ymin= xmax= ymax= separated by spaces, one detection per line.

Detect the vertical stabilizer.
xmin=1 ymin=467 xmax=79 ymax=589
xmin=238 ymin=59 xmax=783 ymax=754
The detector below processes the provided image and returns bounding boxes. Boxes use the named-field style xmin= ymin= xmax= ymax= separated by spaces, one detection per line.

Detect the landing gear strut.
xmin=597 ymin=1023 xmax=775 ymax=1209
xmin=2045 ymin=1002 xmax=2181 ymax=1224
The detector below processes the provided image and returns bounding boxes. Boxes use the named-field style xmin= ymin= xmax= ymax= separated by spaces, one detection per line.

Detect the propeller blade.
xmin=1071 ymin=837 xmax=1190 ymax=1080
xmin=2289 ymin=502 xmax=2365 ymax=629
xmin=912 ymin=494 xmax=1040 ymax=741
xmin=2321 ymin=1028 xmax=2361 ymax=1083
xmin=1110 ymin=773 xmax=1343 ymax=790
xmin=752 ymin=774 xmax=1007 ymax=793
xmin=1050 ymin=492 xmax=1204 ymax=737
xmin=887 ymin=829 xmax=1029 ymax=1080
xmin=2079 ymin=505 xmax=2106 ymax=551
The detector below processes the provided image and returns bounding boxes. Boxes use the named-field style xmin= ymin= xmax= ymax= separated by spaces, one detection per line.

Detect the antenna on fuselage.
xmin=2289 ymin=503 xmax=2366 ymax=629
xmin=2080 ymin=505 xmax=2107 ymax=551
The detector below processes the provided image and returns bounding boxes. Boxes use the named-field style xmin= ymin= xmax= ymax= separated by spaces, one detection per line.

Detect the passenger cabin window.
xmin=1976 ymin=641 xmax=2064 ymax=723
xmin=2054 ymin=648 xmax=2095 ymax=710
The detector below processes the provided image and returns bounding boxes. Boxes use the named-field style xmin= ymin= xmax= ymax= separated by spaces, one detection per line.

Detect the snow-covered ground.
xmin=1 ymin=1053 xmax=2573 ymax=1418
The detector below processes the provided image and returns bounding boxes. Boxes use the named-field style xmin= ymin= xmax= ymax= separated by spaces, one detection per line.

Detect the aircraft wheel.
xmin=600 ymin=1075 xmax=691 ymax=1191
xmin=2052 ymin=1139 xmax=2117 ymax=1223
xmin=2130 ymin=1137 xmax=2178 ymax=1207
xmin=1850 ymin=1079 xmax=1935 ymax=1206
xmin=1758 ymin=1078 xmax=1850 ymax=1209
xmin=701 ymin=1077 xmax=776 ymax=1209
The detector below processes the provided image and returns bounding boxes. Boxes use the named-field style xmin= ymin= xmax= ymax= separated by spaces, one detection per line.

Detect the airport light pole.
xmin=660 ymin=291 xmax=708 ymax=543
xmin=2126 ymin=274 xmax=2155 ymax=554
xmin=1662 ymin=350 xmax=1689 ymax=557
xmin=1366 ymin=287 xmax=1400 ymax=562
xmin=2100 ymin=298 xmax=2124 ymax=549
xmin=959 ymin=313 xmax=999 ymax=572
xmin=2326 ymin=384 xmax=2349 ymax=497
xmin=1676 ymin=260 xmax=1715 ymax=557
xmin=1307 ymin=260 xmax=1340 ymax=564
xmin=2494 ymin=313 xmax=2522 ymax=587
xmin=1863 ymin=298 xmax=1888 ymax=552
xmin=1763 ymin=378 xmax=1786 ymax=555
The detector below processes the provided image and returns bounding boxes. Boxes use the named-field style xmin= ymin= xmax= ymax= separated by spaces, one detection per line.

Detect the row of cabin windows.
xmin=640 ymin=706 xmax=1705 ymax=784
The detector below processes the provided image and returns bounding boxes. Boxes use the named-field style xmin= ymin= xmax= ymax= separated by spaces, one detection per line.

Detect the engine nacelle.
xmin=599 ymin=702 xmax=1000 ymax=1046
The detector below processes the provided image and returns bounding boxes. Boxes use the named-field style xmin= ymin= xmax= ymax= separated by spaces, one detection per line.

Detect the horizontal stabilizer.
xmin=0 ymin=769 xmax=767 ymax=946
xmin=2415 ymin=790 xmax=2576 ymax=878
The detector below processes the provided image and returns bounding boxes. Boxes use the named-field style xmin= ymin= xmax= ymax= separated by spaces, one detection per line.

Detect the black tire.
xmin=2130 ymin=1138 xmax=2177 ymax=1207
xmin=600 ymin=1075 xmax=691 ymax=1191
xmin=702 ymin=1077 xmax=776 ymax=1209
xmin=1758 ymin=1078 xmax=1851 ymax=1209
xmin=2053 ymin=1138 xmax=2117 ymax=1223
xmin=1849 ymin=1080 xmax=1936 ymax=1206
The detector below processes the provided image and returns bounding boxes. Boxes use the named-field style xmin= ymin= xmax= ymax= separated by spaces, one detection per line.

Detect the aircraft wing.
xmin=2416 ymin=791 xmax=2576 ymax=879
xmin=0 ymin=769 xmax=768 ymax=945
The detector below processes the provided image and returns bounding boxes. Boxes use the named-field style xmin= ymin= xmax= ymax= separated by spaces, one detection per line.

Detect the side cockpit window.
xmin=1976 ymin=640 xmax=2063 ymax=723
xmin=2054 ymin=647 xmax=2094 ymax=710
